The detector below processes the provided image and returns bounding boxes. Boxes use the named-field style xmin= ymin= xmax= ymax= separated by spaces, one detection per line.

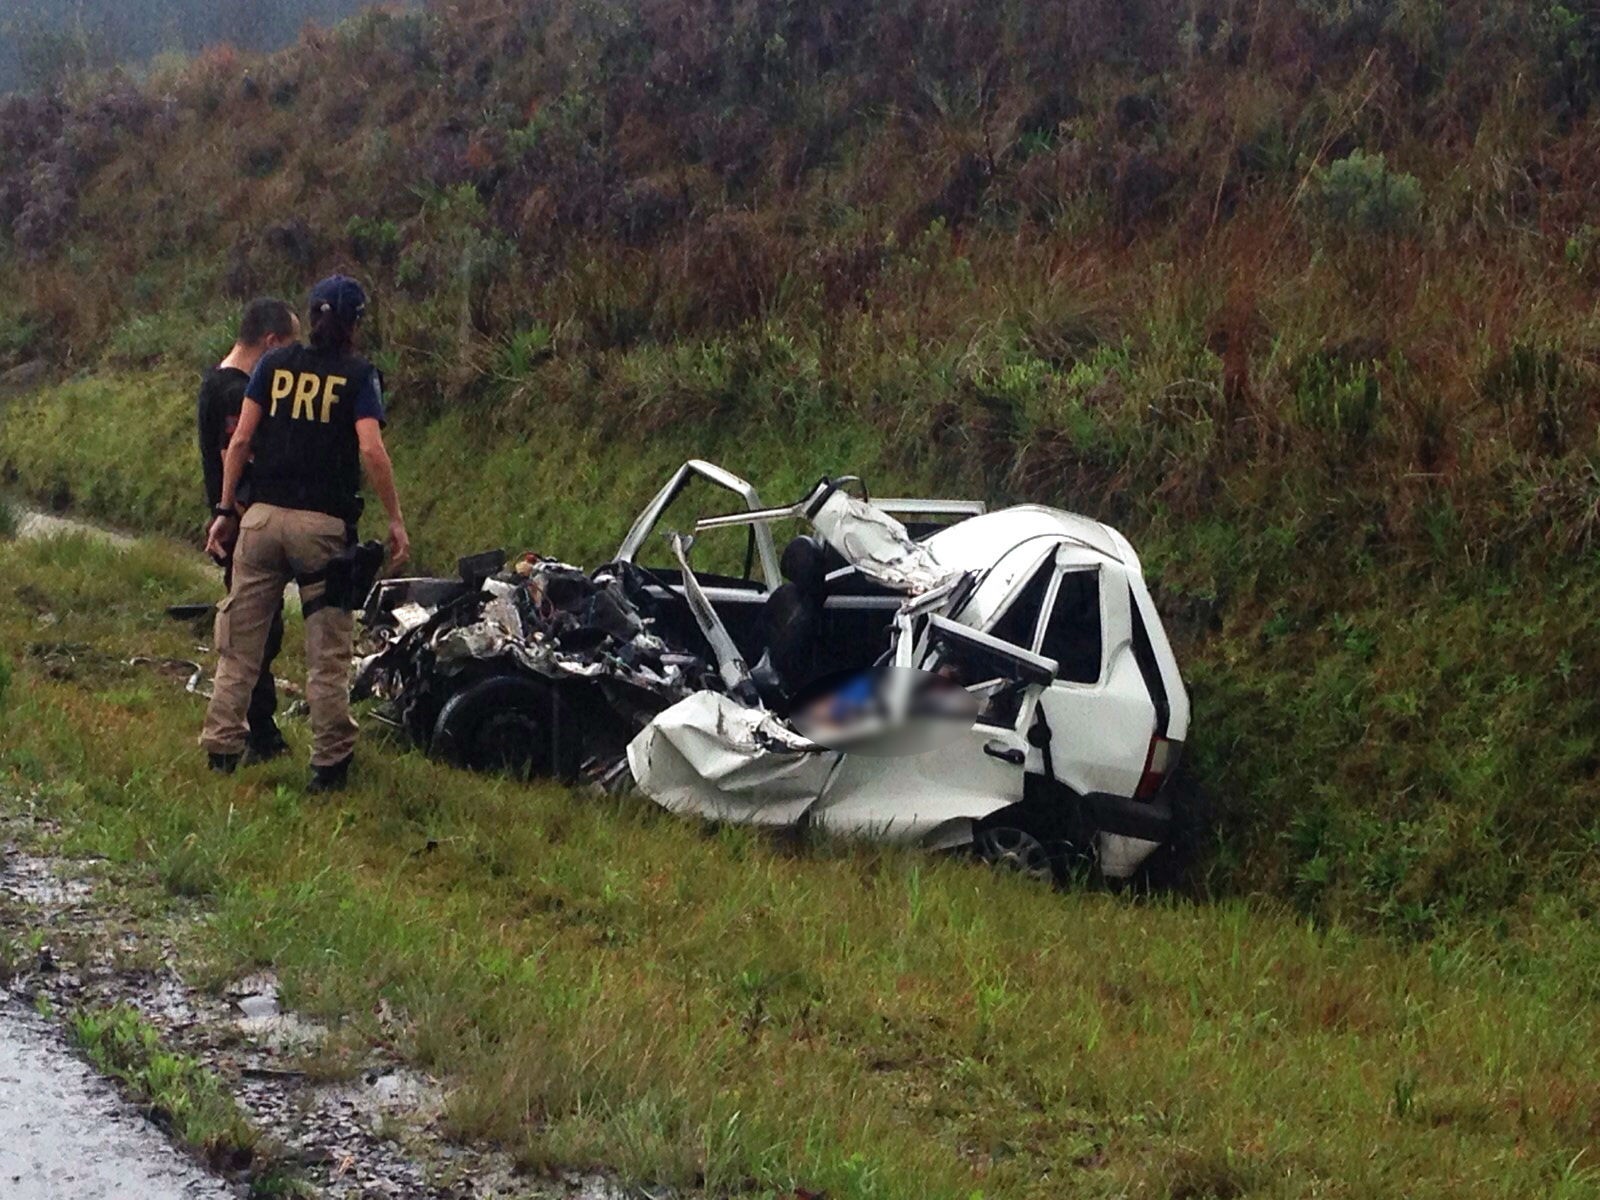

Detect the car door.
xmin=1031 ymin=546 xmax=1152 ymax=799
xmin=808 ymin=617 xmax=1044 ymax=847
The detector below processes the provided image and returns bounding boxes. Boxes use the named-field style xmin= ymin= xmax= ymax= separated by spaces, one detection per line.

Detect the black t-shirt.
xmin=196 ymin=365 xmax=252 ymax=511
xmin=242 ymin=344 xmax=386 ymax=523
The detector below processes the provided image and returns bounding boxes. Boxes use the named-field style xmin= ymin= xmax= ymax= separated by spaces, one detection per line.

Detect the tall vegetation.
xmin=3 ymin=0 xmax=1600 ymax=930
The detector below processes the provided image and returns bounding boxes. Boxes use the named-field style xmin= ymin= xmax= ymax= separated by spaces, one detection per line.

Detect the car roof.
xmin=925 ymin=505 xmax=1125 ymax=568
xmin=923 ymin=506 xmax=1129 ymax=631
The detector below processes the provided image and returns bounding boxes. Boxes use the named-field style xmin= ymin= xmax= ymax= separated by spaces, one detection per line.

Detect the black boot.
xmin=306 ymin=754 xmax=353 ymax=795
xmin=208 ymin=752 xmax=242 ymax=774
xmin=243 ymin=728 xmax=289 ymax=766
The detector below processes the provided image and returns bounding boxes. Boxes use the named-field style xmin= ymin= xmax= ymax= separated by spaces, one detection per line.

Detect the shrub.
xmin=0 ymin=84 xmax=152 ymax=258
xmin=1305 ymin=150 xmax=1423 ymax=236
xmin=1482 ymin=341 xmax=1584 ymax=457
xmin=1539 ymin=2 xmax=1600 ymax=116
xmin=240 ymin=143 xmax=283 ymax=180
xmin=1565 ymin=224 xmax=1600 ymax=280
xmin=0 ymin=314 xmax=41 ymax=367
xmin=494 ymin=324 xmax=554 ymax=379
xmin=12 ymin=160 xmax=77 ymax=256
xmin=346 ymin=215 xmax=401 ymax=265
xmin=7 ymin=18 xmax=110 ymax=92
xmin=1292 ymin=351 xmax=1383 ymax=442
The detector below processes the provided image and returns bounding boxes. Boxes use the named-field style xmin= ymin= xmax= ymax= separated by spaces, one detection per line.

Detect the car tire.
xmin=973 ymin=822 xmax=1058 ymax=884
xmin=972 ymin=804 xmax=1087 ymax=886
xmin=430 ymin=674 xmax=574 ymax=781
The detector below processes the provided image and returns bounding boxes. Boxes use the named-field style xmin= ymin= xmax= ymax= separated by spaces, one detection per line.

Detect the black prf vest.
xmin=248 ymin=344 xmax=374 ymax=523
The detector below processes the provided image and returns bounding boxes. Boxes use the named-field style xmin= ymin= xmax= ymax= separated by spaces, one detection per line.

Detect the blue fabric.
xmin=825 ymin=670 xmax=878 ymax=721
xmin=243 ymin=355 xmax=272 ymax=404
xmin=353 ymin=374 xmax=386 ymax=425
xmin=309 ymin=274 xmax=368 ymax=324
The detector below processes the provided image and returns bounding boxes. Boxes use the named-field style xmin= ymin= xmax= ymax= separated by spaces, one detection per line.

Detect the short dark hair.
xmin=238 ymin=298 xmax=296 ymax=347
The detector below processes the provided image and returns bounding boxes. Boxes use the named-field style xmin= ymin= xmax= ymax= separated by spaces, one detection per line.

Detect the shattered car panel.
xmin=626 ymin=691 xmax=833 ymax=827
xmin=354 ymin=552 xmax=717 ymax=776
xmin=627 ymin=475 xmax=1192 ymax=880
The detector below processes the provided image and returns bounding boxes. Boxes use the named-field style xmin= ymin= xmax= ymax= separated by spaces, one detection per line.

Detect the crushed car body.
xmin=355 ymin=460 xmax=1191 ymax=880
xmin=354 ymin=551 xmax=716 ymax=778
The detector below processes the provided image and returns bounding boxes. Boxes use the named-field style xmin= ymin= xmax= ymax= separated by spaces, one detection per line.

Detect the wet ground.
xmin=0 ymin=812 xmax=634 ymax=1199
xmin=0 ymin=508 xmax=636 ymax=1197
xmin=0 ymin=999 xmax=233 ymax=1200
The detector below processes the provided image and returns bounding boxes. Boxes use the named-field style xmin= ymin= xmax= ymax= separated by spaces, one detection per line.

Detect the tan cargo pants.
xmin=200 ymin=503 xmax=358 ymax=768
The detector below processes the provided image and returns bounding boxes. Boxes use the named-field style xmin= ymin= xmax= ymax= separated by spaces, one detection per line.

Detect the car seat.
xmin=751 ymin=535 xmax=828 ymax=705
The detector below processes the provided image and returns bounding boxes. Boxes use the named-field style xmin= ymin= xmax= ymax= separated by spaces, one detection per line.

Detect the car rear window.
xmin=1039 ymin=569 xmax=1102 ymax=684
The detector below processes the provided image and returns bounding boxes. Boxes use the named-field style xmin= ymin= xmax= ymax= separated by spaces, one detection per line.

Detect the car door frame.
xmin=614 ymin=460 xmax=781 ymax=659
xmin=1028 ymin=545 xmax=1150 ymax=800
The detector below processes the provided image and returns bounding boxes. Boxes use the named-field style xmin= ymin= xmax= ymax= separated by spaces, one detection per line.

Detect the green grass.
xmin=8 ymin=531 xmax=1600 ymax=1198
xmin=69 ymin=1003 xmax=258 ymax=1169
xmin=68 ymin=1001 xmax=310 ymax=1196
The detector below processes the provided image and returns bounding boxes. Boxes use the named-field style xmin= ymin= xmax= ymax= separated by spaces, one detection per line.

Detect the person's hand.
xmin=387 ymin=519 xmax=411 ymax=571
xmin=204 ymin=514 xmax=238 ymax=563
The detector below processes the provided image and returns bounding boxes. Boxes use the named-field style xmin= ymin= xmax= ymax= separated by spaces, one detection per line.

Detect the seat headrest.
xmin=780 ymin=535 xmax=828 ymax=594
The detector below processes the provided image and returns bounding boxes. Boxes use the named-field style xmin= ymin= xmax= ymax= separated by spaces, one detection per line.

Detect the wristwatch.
xmin=212 ymin=504 xmax=239 ymax=519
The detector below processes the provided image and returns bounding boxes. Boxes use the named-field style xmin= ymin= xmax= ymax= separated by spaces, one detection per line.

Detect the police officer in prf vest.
xmin=200 ymin=275 xmax=410 ymax=793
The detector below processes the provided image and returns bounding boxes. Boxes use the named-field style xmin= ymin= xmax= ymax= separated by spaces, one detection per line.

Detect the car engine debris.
xmin=355 ymin=551 xmax=718 ymax=778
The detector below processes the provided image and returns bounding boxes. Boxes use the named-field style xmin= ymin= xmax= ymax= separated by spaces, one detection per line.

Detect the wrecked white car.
xmin=356 ymin=461 xmax=1192 ymax=881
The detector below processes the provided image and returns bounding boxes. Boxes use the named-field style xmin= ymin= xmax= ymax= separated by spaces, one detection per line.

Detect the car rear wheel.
xmin=973 ymin=822 xmax=1058 ymax=884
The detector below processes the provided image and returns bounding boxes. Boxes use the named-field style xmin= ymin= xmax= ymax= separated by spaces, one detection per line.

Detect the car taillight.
xmin=1136 ymin=736 xmax=1182 ymax=800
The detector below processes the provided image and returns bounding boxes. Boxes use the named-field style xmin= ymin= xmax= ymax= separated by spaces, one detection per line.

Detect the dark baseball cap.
xmin=309 ymin=275 xmax=368 ymax=324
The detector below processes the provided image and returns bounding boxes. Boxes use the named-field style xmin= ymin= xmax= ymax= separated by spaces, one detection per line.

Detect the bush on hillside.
xmin=1304 ymin=150 xmax=1423 ymax=237
xmin=1538 ymin=2 xmax=1600 ymax=116
xmin=1565 ymin=224 xmax=1600 ymax=281
xmin=1292 ymin=350 xmax=1384 ymax=444
xmin=1482 ymin=342 xmax=1587 ymax=459
xmin=0 ymin=83 xmax=152 ymax=257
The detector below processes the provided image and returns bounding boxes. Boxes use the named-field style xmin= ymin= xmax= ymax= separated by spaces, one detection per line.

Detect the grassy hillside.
xmin=4 ymin=0 xmax=1600 ymax=929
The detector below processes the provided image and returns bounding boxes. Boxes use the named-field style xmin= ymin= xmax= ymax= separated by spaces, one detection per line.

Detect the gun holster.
xmin=302 ymin=541 xmax=385 ymax=616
